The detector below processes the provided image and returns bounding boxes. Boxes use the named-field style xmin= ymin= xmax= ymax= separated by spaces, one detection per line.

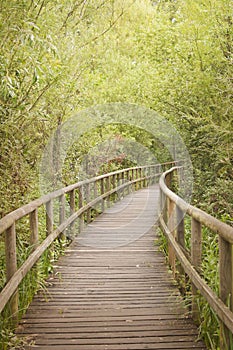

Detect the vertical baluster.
xmin=46 ymin=200 xmax=53 ymax=236
xmin=46 ymin=200 xmax=54 ymax=258
xmin=139 ymin=168 xmax=143 ymax=189
xmin=160 ymin=189 xmax=166 ymax=223
xmin=69 ymin=190 xmax=75 ymax=238
xmin=165 ymin=172 xmax=171 ymax=189
xmin=93 ymin=181 xmax=98 ymax=214
xmin=59 ymin=194 xmax=66 ymax=240
xmin=131 ymin=169 xmax=135 ymax=191
xmin=159 ymin=188 xmax=163 ymax=217
xmin=112 ymin=174 xmax=116 ymax=190
xmin=117 ymin=172 xmax=120 ymax=186
xmin=112 ymin=175 xmax=116 ymax=203
xmin=30 ymin=208 xmax=39 ymax=294
xmin=121 ymin=171 xmax=125 ymax=196
xmin=126 ymin=170 xmax=130 ymax=195
xmin=5 ymin=223 xmax=18 ymax=324
xmin=191 ymin=218 xmax=202 ymax=322
xmin=101 ymin=178 xmax=105 ymax=212
xmin=78 ymin=186 xmax=84 ymax=232
xmin=135 ymin=168 xmax=139 ymax=190
xmin=94 ymin=181 xmax=97 ymax=200
xmin=130 ymin=169 xmax=134 ymax=192
xmin=106 ymin=176 xmax=111 ymax=208
xmin=176 ymin=206 xmax=185 ymax=248
xmin=137 ymin=168 xmax=140 ymax=189
xmin=168 ymin=198 xmax=176 ymax=277
xmin=59 ymin=194 xmax=65 ymax=224
xmin=148 ymin=166 xmax=150 ymax=186
xmin=219 ymin=237 xmax=233 ymax=350
xmin=176 ymin=205 xmax=185 ymax=282
xmin=86 ymin=182 xmax=91 ymax=223
xmin=144 ymin=167 xmax=147 ymax=187
xmin=30 ymin=209 xmax=39 ymax=250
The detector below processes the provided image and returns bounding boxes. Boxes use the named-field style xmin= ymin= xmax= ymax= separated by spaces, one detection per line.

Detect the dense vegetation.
xmin=0 ymin=0 xmax=232 ymax=349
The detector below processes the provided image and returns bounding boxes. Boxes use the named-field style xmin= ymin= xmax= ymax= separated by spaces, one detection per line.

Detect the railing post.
xmin=135 ymin=168 xmax=139 ymax=190
xmin=147 ymin=166 xmax=150 ymax=187
xmin=112 ymin=174 xmax=116 ymax=201
xmin=159 ymin=188 xmax=163 ymax=216
xmin=78 ymin=186 xmax=84 ymax=232
xmin=168 ymin=198 xmax=176 ymax=276
xmin=126 ymin=170 xmax=130 ymax=194
xmin=93 ymin=181 xmax=98 ymax=213
xmin=29 ymin=208 xmax=39 ymax=292
xmin=176 ymin=206 xmax=185 ymax=279
xmin=59 ymin=194 xmax=66 ymax=240
xmin=46 ymin=200 xmax=54 ymax=256
xmin=219 ymin=237 xmax=233 ymax=350
xmin=191 ymin=218 xmax=202 ymax=322
xmin=117 ymin=172 xmax=121 ymax=186
xmin=121 ymin=171 xmax=125 ymax=195
xmin=30 ymin=209 xmax=39 ymax=250
xmin=131 ymin=169 xmax=135 ymax=191
xmin=5 ymin=223 xmax=18 ymax=325
xmin=176 ymin=206 xmax=185 ymax=248
xmin=165 ymin=171 xmax=172 ymax=189
xmin=46 ymin=200 xmax=53 ymax=236
xmin=139 ymin=168 xmax=142 ymax=188
xmin=143 ymin=168 xmax=147 ymax=187
xmin=69 ymin=190 xmax=75 ymax=238
xmin=112 ymin=174 xmax=116 ymax=190
xmin=101 ymin=178 xmax=105 ymax=212
xmin=106 ymin=176 xmax=111 ymax=208
xmin=86 ymin=183 xmax=91 ymax=223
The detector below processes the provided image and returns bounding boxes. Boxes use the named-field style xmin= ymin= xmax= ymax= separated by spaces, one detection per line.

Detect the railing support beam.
xmin=219 ymin=237 xmax=233 ymax=350
xmin=5 ymin=223 xmax=18 ymax=325
xmin=191 ymin=218 xmax=202 ymax=323
xmin=168 ymin=199 xmax=176 ymax=276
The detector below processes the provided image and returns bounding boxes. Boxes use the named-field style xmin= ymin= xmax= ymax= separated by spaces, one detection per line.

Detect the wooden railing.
xmin=0 ymin=162 xmax=177 ymax=325
xmin=159 ymin=167 xmax=233 ymax=350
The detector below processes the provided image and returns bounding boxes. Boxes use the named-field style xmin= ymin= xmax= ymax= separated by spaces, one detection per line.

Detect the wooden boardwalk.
xmin=17 ymin=186 xmax=206 ymax=349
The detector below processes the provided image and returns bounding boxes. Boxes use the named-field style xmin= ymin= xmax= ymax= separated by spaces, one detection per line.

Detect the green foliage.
xmin=0 ymin=0 xmax=233 ymax=348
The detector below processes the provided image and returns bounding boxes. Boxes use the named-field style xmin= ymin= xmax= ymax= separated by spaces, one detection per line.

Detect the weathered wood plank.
xmin=17 ymin=186 xmax=205 ymax=349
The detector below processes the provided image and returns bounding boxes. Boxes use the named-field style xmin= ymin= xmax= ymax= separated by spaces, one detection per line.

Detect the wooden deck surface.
xmin=17 ymin=186 xmax=206 ymax=349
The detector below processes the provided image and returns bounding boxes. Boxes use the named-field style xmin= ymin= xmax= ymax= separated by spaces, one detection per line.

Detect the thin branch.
xmin=35 ymin=0 xmax=46 ymax=22
xmin=79 ymin=9 xmax=124 ymax=49
xmin=78 ymin=0 xmax=137 ymax=49
xmin=79 ymin=0 xmax=89 ymax=20
xmin=60 ymin=0 xmax=87 ymax=30
xmin=13 ymin=80 xmax=36 ymax=109
xmin=28 ymin=79 xmax=56 ymax=112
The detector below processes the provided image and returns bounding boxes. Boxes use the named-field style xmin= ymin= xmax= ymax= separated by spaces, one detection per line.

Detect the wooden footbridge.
xmin=1 ymin=163 xmax=233 ymax=349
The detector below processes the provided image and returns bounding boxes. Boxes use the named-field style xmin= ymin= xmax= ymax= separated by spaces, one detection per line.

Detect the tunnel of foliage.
xmin=0 ymin=0 xmax=232 ymax=349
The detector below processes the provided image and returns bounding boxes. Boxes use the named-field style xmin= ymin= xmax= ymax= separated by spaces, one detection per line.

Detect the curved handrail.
xmin=159 ymin=167 xmax=233 ymax=348
xmin=159 ymin=168 xmax=233 ymax=243
xmin=1 ymin=162 xmax=176 ymax=321
xmin=0 ymin=162 xmax=177 ymax=234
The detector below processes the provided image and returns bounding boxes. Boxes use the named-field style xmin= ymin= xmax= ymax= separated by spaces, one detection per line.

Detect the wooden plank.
xmin=17 ymin=186 xmax=205 ymax=349
xmin=23 ymin=345 xmax=205 ymax=350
